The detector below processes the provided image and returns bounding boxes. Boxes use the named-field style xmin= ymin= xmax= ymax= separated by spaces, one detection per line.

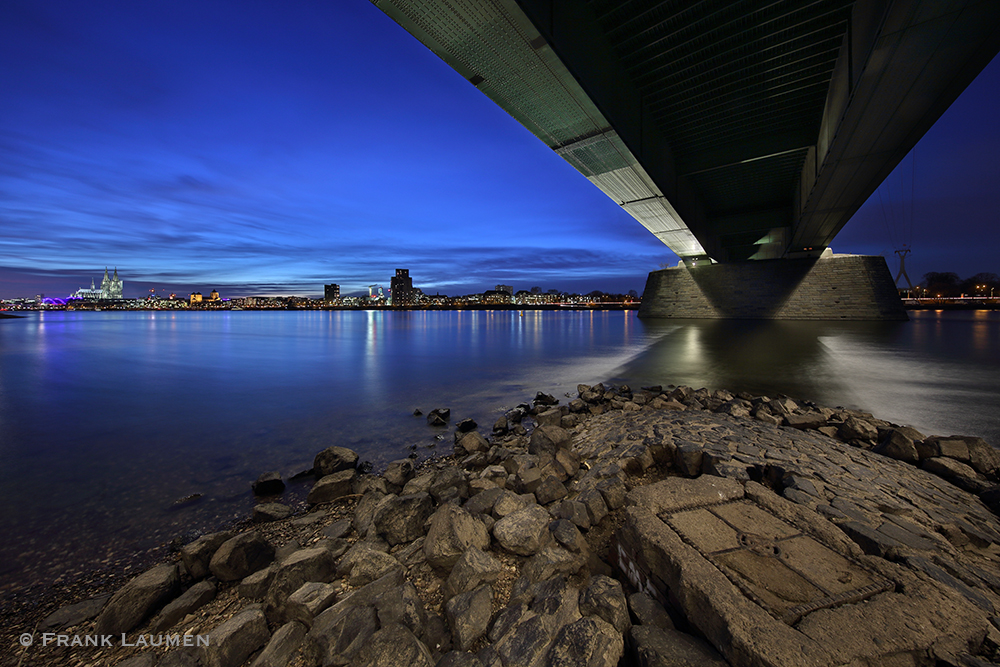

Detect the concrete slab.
xmin=617 ymin=477 xmax=989 ymax=667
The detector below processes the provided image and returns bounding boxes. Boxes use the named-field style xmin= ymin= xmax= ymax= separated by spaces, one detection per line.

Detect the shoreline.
xmin=4 ymin=384 xmax=1000 ymax=666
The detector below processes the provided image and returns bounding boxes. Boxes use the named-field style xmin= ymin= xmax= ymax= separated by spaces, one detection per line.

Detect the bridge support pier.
xmin=638 ymin=255 xmax=907 ymax=320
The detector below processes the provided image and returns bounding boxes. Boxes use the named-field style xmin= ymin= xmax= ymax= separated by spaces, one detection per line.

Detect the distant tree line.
xmin=921 ymin=272 xmax=1000 ymax=297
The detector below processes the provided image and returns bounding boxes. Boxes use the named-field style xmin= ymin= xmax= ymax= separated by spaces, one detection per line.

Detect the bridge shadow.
xmin=608 ymin=318 xmax=907 ymax=402
xmin=686 ymin=259 xmax=815 ymax=319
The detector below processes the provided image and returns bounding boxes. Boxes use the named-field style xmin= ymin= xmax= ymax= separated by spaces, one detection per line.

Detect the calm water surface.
xmin=0 ymin=309 xmax=997 ymax=596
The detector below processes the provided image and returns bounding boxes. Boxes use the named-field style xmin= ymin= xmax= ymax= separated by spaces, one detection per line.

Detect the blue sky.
xmin=2 ymin=1 xmax=998 ymax=299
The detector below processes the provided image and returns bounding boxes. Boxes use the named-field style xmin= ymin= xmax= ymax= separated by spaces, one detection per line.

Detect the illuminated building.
xmin=324 ymin=284 xmax=340 ymax=301
xmin=391 ymin=269 xmax=414 ymax=306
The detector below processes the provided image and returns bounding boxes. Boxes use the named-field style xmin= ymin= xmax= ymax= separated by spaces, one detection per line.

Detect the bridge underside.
xmin=374 ymin=0 xmax=1000 ymax=318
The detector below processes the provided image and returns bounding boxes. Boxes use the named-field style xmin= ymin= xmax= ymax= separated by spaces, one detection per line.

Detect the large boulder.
xmin=384 ymin=459 xmax=415 ymax=487
xmin=149 ymin=581 xmax=217 ymax=632
xmin=579 ymin=575 xmax=630 ymax=634
xmin=445 ymin=585 xmax=494 ymax=651
xmin=444 ymin=546 xmax=504 ymax=600
xmin=251 ymin=471 xmax=286 ymax=496
xmin=370 ymin=492 xmax=435 ymax=546
xmin=313 ymin=446 xmax=359 ymax=477
xmin=629 ymin=625 xmax=729 ymax=667
xmin=456 ymin=431 xmax=490 ymax=457
xmin=201 ymin=607 xmax=270 ymax=667
xmin=492 ymin=505 xmax=553 ymax=556
xmin=351 ymin=623 xmax=435 ymax=667
xmin=209 ymin=532 xmax=275 ymax=582
xmin=95 ymin=565 xmax=180 ymax=635
xmin=250 ymin=620 xmax=307 ymax=667
xmin=874 ymin=429 xmax=919 ymax=464
xmin=265 ymin=546 xmax=337 ymax=612
xmin=528 ymin=425 xmax=572 ymax=456
xmin=424 ymin=504 xmax=491 ymax=570
xmin=546 ymin=616 xmax=623 ymax=667
xmin=180 ymin=531 xmax=233 ymax=581
xmin=307 ymin=469 xmax=357 ymax=504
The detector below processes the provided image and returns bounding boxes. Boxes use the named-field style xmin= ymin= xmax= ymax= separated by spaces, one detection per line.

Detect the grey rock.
xmin=596 ymin=477 xmax=627 ymax=511
xmin=351 ymin=623 xmax=435 ymax=667
xmin=673 ymin=443 xmax=704 ymax=478
xmin=210 ymin=532 xmax=275 ymax=582
xmin=238 ymin=566 xmax=275 ymax=600
xmin=425 ymin=503 xmax=491 ymax=570
xmin=251 ymin=620 xmax=307 ymax=667
xmin=922 ymin=436 xmax=972 ymax=462
xmin=252 ymin=471 xmax=286 ymax=496
xmin=534 ymin=477 xmax=568 ymax=505
xmin=528 ymin=426 xmax=572 ymax=456
xmin=630 ymin=625 xmax=729 ymax=667
xmin=323 ymin=518 xmax=353 ymax=540
xmin=966 ymin=437 xmax=1000 ymax=477
xmin=308 ymin=469 xmax=358 ymax=504
xmin=577 ymin=489 xmax=609 ymax=526
xmin=521 ymin=547 xmax=585 ymax=583
xmin=874 ymin=430 xmax=920 ymax=464
xmin=40 ymin=595 xmax=109 ymax=631
xmin=783 ymin=412 xmax=827 ymax=430
xmin=923 ymin=457 xmax=983 ymax=490
xmin=464 ymin=487 xmax=505 ymax=516
xmin=337 ymin=540 xmax=389 ymax=578
xmin=445 ymin=546 xmax=504 ymax=600
xmin=428 ymin=408 xmax=451 ymax=426
xmin=201 ymin=607 xmax=270 ymax=667
xmin=493 ymin=613 xmax=551 ymax=667
xmin=545 ymin=616 xmax=623 ymax=667
xmin=493 ymin=504 xmax=554 ymax=556
xmin=349 ymin=551 xmax=402 ymax=587
xmin=446 ymin=585 xmax=494 ymax=651
xmin=579 ymin=575 xmax=630 ymax=634
xmin=437 ymin=650 xmax=485 ymax=667
xmin=430 ymin=467 xmax=471 ymax=503
xmin=837 ymin=416 xmax=879 ymax=443
xmin=457 ymin=431 xmax=490 ymax=457
xmin=373 ymin=581 xmax=427 ymax=637
xmin=158 ymin=654 xmax=205 ymax=667
xmin=493 ymin=490 xmax=534 ymax=519
xmin=554 ymin=500 xmax=590 ymax=532
xmin=353 ymin=490 xmax=388 ymax=536
xmin=371 ymin=492 xmax=435 ymax=545
xmin=180 ymin=531 xmax=233 ymax=581
xmin=493 ymin=415 xmax=509 ymax=435
xmin=150 ymin=581 xmax=217 ymax=632
xmin=117 ymin=656 xmax=157 ymax=667
xmin=535 ymin=408 xmax=563 ymax=427
xmin=839 ymin=521 xmax=904 ymax=557
xmin=285 ymin=581 xmax=339 ymax=626
xmin=305 ymin=603 xmax=378 ymax=666
xmin=265 ymin=546 xmax=337 ymax=612
xmin=384 ymin=459 xmax=415 ymax=487
xmin=314 ymin=446 xmax=359 ymax=477
xmin=95 ymin=564 xmax=180 ymax=636
xmin=253 ymin=502 xmax=292 ymax=522
xmin=627 ymin=592 xmax=674 ymax=630
xmin=513 ymin=467 xmax=544 ymax=495
xmin=549 ymin=519 xmax=586 ymax=552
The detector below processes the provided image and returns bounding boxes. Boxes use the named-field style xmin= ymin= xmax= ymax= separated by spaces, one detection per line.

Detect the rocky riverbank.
xmin=6 ymin=384 xmax=1000 ymax=667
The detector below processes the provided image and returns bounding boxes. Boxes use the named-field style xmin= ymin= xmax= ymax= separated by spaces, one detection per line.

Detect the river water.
xmin=0 ymin=309 xmax=997 ymax=596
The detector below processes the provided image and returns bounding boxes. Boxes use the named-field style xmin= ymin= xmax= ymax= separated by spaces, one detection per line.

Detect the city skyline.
xmin=2 ymin=1 xmax=999 ymax=300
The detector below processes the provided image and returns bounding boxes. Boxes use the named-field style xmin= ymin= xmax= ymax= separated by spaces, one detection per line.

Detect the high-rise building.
xmin=495 ymin=284 xmax=513 ymax=295
xmin=390 ymin=269 xmax=414 ymax=306
xmin=324 ymin=284 xmax=340 ymax=301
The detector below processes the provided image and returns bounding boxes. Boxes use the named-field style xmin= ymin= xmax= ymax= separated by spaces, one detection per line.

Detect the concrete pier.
xmin=638 ymin=255 xmax=908 ymax=320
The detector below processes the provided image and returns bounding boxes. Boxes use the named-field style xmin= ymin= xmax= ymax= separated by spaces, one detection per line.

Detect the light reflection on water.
xmin=0 ymin=309 xmax=997 ymax=595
